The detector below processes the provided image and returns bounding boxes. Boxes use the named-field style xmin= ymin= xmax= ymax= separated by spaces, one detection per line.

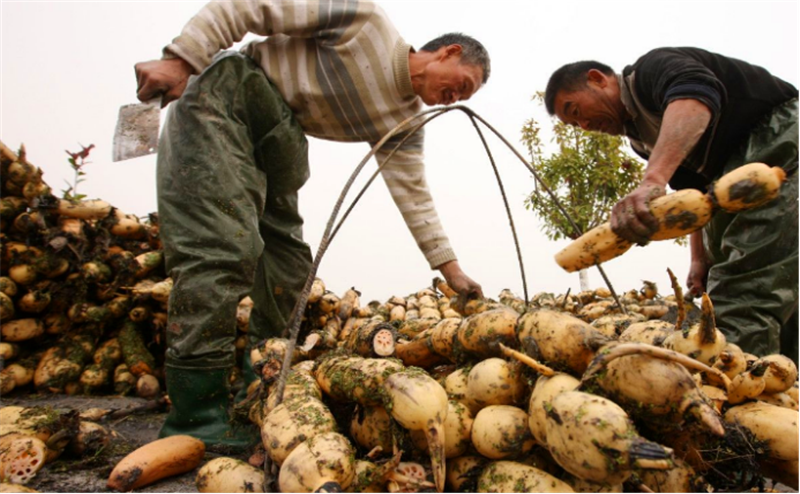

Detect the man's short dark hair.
xmin=420 ymin=33 xmax=491 ymax=84
xmin=544 ymin=61 xmax=615 ymax=115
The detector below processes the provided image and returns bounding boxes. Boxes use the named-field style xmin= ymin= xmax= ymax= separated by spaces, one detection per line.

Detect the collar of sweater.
xmin=393 ymin=39 xmax=416 ymax=100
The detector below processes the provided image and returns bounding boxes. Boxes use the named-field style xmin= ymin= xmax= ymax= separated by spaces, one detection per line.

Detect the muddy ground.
xmin=3 ymin=393 xmax=254 ymax=493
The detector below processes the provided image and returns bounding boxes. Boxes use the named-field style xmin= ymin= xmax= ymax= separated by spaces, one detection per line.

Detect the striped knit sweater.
xmin=163 ymin=0 xmax=455 ymax=268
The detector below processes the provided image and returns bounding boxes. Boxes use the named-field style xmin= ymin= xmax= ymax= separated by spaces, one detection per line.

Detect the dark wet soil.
xmin=3 ymin=393 xmax=251 ymax=493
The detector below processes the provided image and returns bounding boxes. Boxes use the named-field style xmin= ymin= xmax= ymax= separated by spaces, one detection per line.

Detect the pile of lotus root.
xmin=1 ymin=140 xmax=797 ymax=493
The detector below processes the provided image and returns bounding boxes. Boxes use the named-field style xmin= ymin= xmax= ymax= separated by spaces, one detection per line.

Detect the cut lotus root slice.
xmin=373 ymin=328 xmax=396 ymax=357
xmin=387 ymin=461 xmax=434 ymax=493
xmin=0 ymin=435 xmax=47 ymax=484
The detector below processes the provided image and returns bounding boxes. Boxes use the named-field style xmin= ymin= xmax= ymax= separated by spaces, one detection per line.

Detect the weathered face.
xmin=416 ymin=45 xmax=484 ymax=106
xmin=553 ymin=70 xmax=626 ymax=135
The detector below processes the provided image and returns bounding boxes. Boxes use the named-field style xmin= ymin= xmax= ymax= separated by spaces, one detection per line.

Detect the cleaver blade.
xmin=112 ymin=98 xmax=160 ymax=162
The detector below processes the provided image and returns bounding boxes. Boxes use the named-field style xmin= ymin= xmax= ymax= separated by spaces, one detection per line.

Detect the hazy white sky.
xmin=2 ymin=0 xmax=798 ymax=302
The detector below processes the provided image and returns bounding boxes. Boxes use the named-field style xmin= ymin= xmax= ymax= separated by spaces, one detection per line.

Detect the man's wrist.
xmin=640 ymin=173 xmax=668 ymax=190
xmin=437 ymin=259 xmax=458 ymax=274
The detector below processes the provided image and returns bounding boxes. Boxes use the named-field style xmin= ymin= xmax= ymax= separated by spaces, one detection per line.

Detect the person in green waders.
xmin=133 ymin=0 xmax=489 ymax=449
xmin=545 ymin=48 xmax=798 ymax=363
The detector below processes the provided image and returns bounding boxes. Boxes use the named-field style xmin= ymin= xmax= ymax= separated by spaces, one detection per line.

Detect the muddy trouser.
xmin=703 ymin=98 xmax=798 ymax=362
xmin=157 ymin=51 xmax=312 ymax=371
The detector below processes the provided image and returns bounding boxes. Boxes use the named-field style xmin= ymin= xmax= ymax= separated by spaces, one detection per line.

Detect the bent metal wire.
xmin=262 ymin=106 xmax=627 ymax=485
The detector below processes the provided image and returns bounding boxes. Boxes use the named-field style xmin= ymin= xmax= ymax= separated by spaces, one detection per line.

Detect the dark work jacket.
xmin=618 ymin=47 xmax=797 ymax=190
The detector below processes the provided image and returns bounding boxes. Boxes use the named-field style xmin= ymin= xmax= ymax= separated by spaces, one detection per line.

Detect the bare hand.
xmin=437 ymin=260 xmax=483 ymax=308
xmin=686 ymin=259 xmax=709 ymax=298
xmin=610 ymin=182 xmax=665 ymax=245
xmin=134 ymin=58 xmax=195 ymax=107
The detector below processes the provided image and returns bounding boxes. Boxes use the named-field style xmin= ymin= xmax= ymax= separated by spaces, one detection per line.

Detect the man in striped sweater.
xmin=134 ymin=0 xmax=490 ymax=448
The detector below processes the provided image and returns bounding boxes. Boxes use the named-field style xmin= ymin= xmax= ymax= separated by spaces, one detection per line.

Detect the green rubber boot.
xmin=234 ymin=351 xmax=258 ymax=404
xmin=159 ymin=366 xmax=258 ymax=451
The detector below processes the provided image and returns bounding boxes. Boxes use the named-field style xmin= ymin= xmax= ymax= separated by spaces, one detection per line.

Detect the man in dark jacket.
xmin=544 ymin=47 xmax=798 ymax=361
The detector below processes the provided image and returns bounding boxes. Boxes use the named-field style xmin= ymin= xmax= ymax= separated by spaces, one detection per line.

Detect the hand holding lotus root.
xmin=555 ymin=162 xmax=787 ymax=272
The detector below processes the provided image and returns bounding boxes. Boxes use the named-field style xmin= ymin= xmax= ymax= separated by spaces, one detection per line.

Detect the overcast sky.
xmin=2 ymin=0 xmax=797 ymax=302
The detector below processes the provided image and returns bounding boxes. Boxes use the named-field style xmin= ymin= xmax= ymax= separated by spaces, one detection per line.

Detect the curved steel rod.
xmin=272 ymin=104 xmax=626 ymax=411
xmin=456 ymin=107 xmax=626 ymax=313
xmin=465 ymin=113 xmax=530 ymax=304
xmin=271 ymin=108 xmax=446 ymax=407
xmin=329 ymin=106 xmax=528 ymax=304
